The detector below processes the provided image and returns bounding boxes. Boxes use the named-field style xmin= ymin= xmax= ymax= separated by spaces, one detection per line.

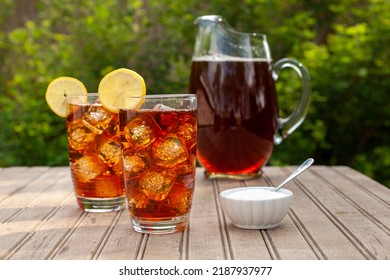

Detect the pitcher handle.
xmin=273 ymin=58 xmax=311 ymax=144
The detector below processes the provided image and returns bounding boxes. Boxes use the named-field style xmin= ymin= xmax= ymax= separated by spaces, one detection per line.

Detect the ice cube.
xmin=122 ymin=149 xmax=150 ymax=177
xmin=82 ymin=104 xmax=114 ymax=134
xmin=151 ymin=134 xmax=188 ymax=168
xmin=124 ymin=114 xmax=161 ymax=150
xmin=177 ymin=113 xmax=197 ymax=148
xmin=128 ymin=188 xmax=150 ymax=210
xmin=177 ymin=123 xmax=197 ymax=149
xmin=174 ymin=153 xmax=195 ymax=173
xmin=163 ymin=112 xmax=196 ymax=149
xmin=93 ymin=174 xmax=123 ymax=197
xmin=153 ymin=104 xmax=174 ymax=110
xmin=71 ymin=154 xmax=106 ymax=183
xmin=96 ymin=133 xmax=121 ymax=167
xmin=138 ymin=169 xmax=176 ymax=201
xmin=111 ymin=159 xmax=124 ymax=177
xmin=174 ymin=161 xmax=192 ymax=176
xmin=166 ymin=185 xmax=193 ymax=214
xmin=158 ymin=111 xmax=178 ymax=129
xmin=67 ymin=119 xmax=96 ymax=151
xmin=106 ymin=114 xmax=120 ymax=137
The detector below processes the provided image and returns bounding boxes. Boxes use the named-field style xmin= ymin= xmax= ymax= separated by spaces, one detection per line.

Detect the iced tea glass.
xmin=118 ymin=94 xmax=197 ymax=234
xmin=67 ymin=93 xmax=125 ymax=212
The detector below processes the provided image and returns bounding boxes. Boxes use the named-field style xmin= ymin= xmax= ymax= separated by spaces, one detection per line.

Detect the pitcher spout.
xmin=192 ymin=15 xmax=269 ymax=59
xmin=193 ymin=15 xmax=239 ymax=58
xmin=194 ymin=15 xmax=223 ymax=26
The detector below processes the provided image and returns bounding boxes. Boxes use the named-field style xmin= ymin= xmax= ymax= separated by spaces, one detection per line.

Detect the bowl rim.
xmin=219 ymin=186 xmax=293 ymax=202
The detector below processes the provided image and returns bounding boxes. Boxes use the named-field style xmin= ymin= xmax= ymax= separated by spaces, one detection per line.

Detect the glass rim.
xmin=66 ymin=92 xmax=97 ymax=105
xmin=65 ymin=92 xmax=97 ymax=97
xmin=67 ymin=93 xmax=196 ymax=98
xmin=119 ymin=93 xmax=196 ymax=99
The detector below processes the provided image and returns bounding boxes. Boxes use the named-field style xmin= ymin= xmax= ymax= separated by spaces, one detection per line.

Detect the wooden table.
xmin=0 ymin=166 xmax=389 ymax=260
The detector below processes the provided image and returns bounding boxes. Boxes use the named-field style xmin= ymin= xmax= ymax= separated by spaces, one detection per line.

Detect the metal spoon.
xmin=272 ymin=158 xmax=314 ymax=192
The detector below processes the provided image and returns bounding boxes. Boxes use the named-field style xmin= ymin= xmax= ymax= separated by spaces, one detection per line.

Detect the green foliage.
xmin=0 ymin=0 xmax=388 ymax=186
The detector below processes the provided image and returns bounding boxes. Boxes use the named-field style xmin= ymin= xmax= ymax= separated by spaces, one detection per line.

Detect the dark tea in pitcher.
xmin=190 ymin=16 xmax=311 ymax=178
xmin=189 ymin=56 xmax=279 ymax=177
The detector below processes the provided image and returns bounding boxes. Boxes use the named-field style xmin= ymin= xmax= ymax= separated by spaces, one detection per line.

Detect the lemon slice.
xmin=45 ymin=77 xmax=88 ymax=117
xmin=98 ymin=68 xmax=146 ymax=113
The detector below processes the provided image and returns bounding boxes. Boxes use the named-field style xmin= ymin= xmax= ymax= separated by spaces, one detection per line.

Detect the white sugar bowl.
xmin=219 ymin=186 xmax=293 ymax=229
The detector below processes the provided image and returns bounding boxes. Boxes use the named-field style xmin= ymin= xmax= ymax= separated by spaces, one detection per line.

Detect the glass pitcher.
xmin=189 ymin=15 xmax=311 ymax=179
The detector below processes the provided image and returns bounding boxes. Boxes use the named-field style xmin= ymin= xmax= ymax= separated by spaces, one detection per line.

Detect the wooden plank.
xmin=333 ymin=166 xmax=390 ymax=203
xmin=0 ymin=167 xmax=74 ymax=259
xmin=0 ymin=167 xmax=64 ymax=203
xmin=51 ymin=211 xmax=120 ymax=260
xmin=142 ymin=232 xmax=184 ymax=260
xmin=9 ymin=195 xmax=82 ymax=259
xmin=187 ymin=170 xmax=226 ymax=259
xmin=311 ymin=166 xmax=390 ymax=259
xmin=7 ymin=169 xmax=81 ymax=259
xmin=326 ymin=166 xmax=390 ymax=233
xmin=268 ymin=166 xmax=366 ymax=259
xmin=1 ymin=166 xmax=388 ymax=260
xmin=96 ymin=210 xmax=144 ymax=260
xmin=0 ymin=167 xmax=69 ymax=222
xmin=216 ymin=176 xmax=272 ymax=260
xmin=292 ymin=166 xmax=390 ymax=259
xmin=0 ymin=167 xmax=32 ymax=183
xmin=0 ymin=167 xmax=49 ymax=203
xmin=249 ymin=167 xmax=319 ymax=259
xmin=262 ymin=215 xmax=320 ymax=259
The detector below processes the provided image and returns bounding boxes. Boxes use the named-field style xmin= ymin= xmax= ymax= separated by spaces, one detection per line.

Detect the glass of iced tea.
xmin=67 ymin=93 xmax=125 ymax=212
xmin=118 ymin=94 xmax=197 ymax=234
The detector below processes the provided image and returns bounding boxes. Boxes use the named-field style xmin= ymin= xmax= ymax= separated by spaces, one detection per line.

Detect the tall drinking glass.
xmin=118 ymin=94 xmax=197 ymax=234
xmin=67 ymin=93 xmax=125 ymax=212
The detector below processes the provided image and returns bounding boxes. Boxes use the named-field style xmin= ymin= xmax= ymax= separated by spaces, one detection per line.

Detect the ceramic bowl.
xmin=219 ymin=186 xmax=293 ymax=229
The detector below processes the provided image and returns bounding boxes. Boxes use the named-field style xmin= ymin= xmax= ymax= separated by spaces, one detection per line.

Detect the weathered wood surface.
xmin=0 ymin=166 xmax=389 ymax=260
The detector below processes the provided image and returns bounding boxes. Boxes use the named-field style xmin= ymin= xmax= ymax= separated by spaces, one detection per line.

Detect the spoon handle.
xmin=272 ymin=158 xmax=314 ymax=192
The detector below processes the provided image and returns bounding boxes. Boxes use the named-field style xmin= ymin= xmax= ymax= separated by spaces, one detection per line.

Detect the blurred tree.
xmin=0 ymin=0 xmax=388 ymax=186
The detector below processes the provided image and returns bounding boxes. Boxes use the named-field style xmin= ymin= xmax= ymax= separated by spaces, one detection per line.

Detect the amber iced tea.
xmin=67 ymin=93 xmax=125 ymax=212
xmin=189 ymin=58 xmax=278 ymax=177
xmin=119 ymin=94 xmax=197 ymax=234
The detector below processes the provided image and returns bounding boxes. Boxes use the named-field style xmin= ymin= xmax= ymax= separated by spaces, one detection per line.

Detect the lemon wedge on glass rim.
xmin=45 ymin=77 xmax=88 ymax=117
xmin=98 ymin=68 xmax=146 ymax=113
